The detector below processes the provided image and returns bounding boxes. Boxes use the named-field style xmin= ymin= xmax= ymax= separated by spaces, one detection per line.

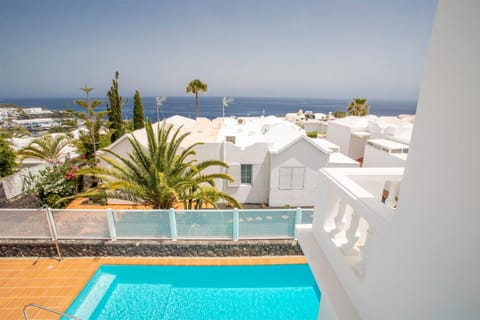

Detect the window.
xmin=279 ymin=167 xmax=305 ymax=190
xmin=240 ymin=164 xmax=252 ymax=184
xmin=227 ymin=164 xmax=253 ymax=186
xmin=225 ymin=136 xmax=236 ymax=144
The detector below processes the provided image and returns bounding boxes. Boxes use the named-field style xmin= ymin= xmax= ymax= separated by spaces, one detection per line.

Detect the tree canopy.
xmin=133 ymin=90 xmax=145 ymax=130
xmin=74 ymin=85 xmax=109 ymax=165
xmin=76 ymin=120 xmax=240 ymax=209
xmin=18 ymin=134 xmax=70 ymax=164
xmin=0 ymin=137 xmax=17 ymax=178
xmin=185 ymin=79 xmax=208 ymax=118
xmin=347 ymin=98 xmax=369 ymax=116
xmin=107 ymin=71 xmax=126 ymax=142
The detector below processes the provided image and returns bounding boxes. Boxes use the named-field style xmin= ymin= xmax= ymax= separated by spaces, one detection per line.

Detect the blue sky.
xmin=0 ymin=0 xmax=437 ymax=99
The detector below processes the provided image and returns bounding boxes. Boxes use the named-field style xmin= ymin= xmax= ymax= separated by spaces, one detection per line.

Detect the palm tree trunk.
xmin=195 ymin=92 xmax=199 ymax=118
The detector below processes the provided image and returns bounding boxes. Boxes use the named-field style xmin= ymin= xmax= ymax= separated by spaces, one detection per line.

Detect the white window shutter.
xmin=292 ymin=167 xmax=305 ymax=189
xmin=279 ymin=167 xmax=292 ymax=190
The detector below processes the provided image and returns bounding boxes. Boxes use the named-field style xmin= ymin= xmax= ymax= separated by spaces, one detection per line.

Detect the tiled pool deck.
xmin=0 ymin=256 xmax=306 ymax=319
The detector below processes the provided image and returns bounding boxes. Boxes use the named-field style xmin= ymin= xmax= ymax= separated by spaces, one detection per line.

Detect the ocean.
xmin=0 ymin=96 xmax=416 ymax=119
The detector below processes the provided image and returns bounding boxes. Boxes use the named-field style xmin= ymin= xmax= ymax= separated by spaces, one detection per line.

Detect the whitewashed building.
xmin=102 ymin=115 xmax=359 ymax=207
xmin=326 ymin=115 xmax=414 ymax=165
xmin=326 ymin=116 xmax=371 ymax=161
xmin=362 ymin=139 xmax=409 ymax=168
xmin=297 ymin=2 xmax=480 ymax=318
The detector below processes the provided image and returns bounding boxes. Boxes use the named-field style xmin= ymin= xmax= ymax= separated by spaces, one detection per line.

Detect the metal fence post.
xmin=45 ymin=207 xmax=62 ymax=261
xmin=233 ymin=208 xmax=239 ymax=241
xmin=294 ymin=207 xmax=303 ymax=239
xmin=169 ymin=208 xmax=177 ymax=240
xmin=106 ymin=208 xmax=117 ymax=240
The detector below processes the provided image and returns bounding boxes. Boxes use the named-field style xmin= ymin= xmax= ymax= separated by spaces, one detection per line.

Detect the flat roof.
xmin=351 ymin=131 xmax=371 ymax=138
xmin=367 ymin=138 xmax=409 ymax=149
xmin=218 ymin=116 xmax=304 ymax=150
xmin=311 ymin=138 xmax=340 ymax=151
xmin=328 ymin=152 xmax=359 ymax=165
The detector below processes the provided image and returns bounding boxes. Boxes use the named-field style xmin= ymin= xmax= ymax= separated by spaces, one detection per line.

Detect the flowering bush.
xmin=23 ymin=164 xmax=80 ymax=208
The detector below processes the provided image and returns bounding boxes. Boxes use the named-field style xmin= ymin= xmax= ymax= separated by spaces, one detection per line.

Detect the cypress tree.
xmin=107 ymin=71 xmax=126 ymax=143
xmin=133 ymin=90 xmax=145 ymax=130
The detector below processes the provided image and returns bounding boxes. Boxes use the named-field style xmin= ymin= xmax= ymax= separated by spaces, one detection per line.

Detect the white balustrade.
xmin=353 ymin=227 xmax=375 ymax=277
xmin=313 ymin=167 xmax=402 ymax=281
xmin=385 ymin=180 xmax=401 ymax=208
xmin=341 ymin=212 xmax=361 ymax=256
xmin=328 ymin=200 xmax=349 ymax=240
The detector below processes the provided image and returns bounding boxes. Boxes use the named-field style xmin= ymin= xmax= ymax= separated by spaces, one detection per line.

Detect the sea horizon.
xmin=0 ymin=96 xmax=417 ymax=119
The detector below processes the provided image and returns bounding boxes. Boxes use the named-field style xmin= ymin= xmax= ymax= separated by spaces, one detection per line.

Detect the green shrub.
xmin=306 ymin=131 xmax=318 ymax=138
xmin=23 ymin=164 xmax=80 ymax=208
xmin=333 ymin=111 xmax=346 ymax=118
xmin=0 ymin=137 xmax=17 ymax=177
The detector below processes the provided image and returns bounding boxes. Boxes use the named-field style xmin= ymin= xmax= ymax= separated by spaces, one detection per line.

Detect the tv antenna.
xmin=222 ymin=97 xmax=234 ymax=120
xmin=155 ymin=96 xmax=167 ymax=122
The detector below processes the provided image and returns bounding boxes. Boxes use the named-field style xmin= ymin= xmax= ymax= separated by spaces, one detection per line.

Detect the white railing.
xmin=310 ymin=167 xmax=403 ymax=309
xmin=0 ymin=207 xmax=314 ymax=241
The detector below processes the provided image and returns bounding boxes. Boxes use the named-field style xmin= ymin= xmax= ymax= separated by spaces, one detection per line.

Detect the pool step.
xmin=66 ymin=273 xmax=117 ymax=319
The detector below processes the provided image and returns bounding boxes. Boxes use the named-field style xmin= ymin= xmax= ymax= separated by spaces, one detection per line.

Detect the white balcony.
xmin=297 ymin=167 xmax=403 ymax=320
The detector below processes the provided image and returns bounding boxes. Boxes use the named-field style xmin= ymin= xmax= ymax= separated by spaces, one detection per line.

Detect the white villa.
xmin=102 ymin=115 xmax=359 ymax=207
xmin=325 ymin=115 xmax=414 ymax=168
xmin=297 ymin=1 xmax=480 ymax=318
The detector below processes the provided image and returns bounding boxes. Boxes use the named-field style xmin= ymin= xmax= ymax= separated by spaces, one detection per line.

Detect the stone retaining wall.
xmin=0 ymin=240 xmax=304 ymax=258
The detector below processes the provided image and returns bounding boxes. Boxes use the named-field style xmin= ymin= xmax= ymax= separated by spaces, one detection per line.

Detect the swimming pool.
xmin=64 ymin=264 xmax=320 ymax=320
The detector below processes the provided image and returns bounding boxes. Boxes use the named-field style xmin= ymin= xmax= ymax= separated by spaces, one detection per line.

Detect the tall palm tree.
xmin=75 ymin=120 xmax=241 ymax=209
xmin=346 ymin=98 xmax=369 ymax=116
xmin=18 ymin=134 xmax=70 ymax=164
xmin=185 ymin=79 xmax=208 ymax=118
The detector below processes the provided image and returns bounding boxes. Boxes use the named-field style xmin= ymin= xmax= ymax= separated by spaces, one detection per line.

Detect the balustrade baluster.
xmin=353 ymin=228 xmax=374 ymax=277
xmin=341 ymin=212 xmax=361 ymax=255
xmin=329 ymin=200 xmax=348 ymax=239
xmin=385 ymin=181 xmax=401 ymax=208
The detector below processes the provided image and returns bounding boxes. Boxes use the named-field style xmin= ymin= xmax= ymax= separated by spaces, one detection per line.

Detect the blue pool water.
xmin=64 ymin=264 xmax=320 ymax=320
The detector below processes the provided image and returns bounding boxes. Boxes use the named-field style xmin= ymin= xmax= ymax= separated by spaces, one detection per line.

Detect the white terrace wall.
xmin=269 ymin=139 xmax=330 ymax=207
xmin=362 ymin=144 xmax=407 ymax=168
xmin=191 ymin=142 xmax=222 ymax=174
xmin=192 ymin=143 xmax=227 ymax=196
xmin=0 ymin=163 xmax=47 ymax=200
xmin=326 ymin=122 xmax=351 ymax=156
xmin=360 ymin=2 xmax=480 ymax=319
xmin=348 ymin=134 xmax=368 ymax=161
xmin=224 ymin=142 xmax=271 ymax=204
xmin=327 ymin=121 xmax=368 ymax=160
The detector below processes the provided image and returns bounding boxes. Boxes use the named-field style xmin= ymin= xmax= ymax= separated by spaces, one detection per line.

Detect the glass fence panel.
xmin=51 ymin=209 xmax=110 ymax=239
xmin=114 ymin=210 xmax=171 ymax=239
xmin=301 ymin=209 xmax=314 ymax=224
xmin=0 ymin=208 xmax=309 ymax=240
xmin=0 ymin=209 xmax=51 ymax=239
xmin=239 ymin=210 xmax=296 ymax=239
xmin=176 ymin=210 xmax=233 ymax=239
